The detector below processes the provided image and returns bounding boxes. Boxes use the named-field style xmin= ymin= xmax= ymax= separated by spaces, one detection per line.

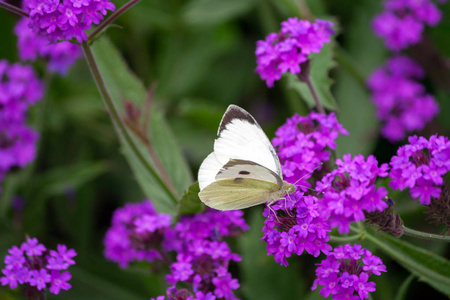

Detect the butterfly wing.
xmin=215 ymin=159 xmax=283 ymax=187
xmin=198 ymin=105 xmax=282 ymax=191
xmin=198 ymin=178 xmax=279 ymax=210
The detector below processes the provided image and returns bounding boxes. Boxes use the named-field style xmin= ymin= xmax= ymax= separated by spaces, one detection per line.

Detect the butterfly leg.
xmin=283 ymin=196 xmax=294 ymax=217
xmin=267 ymin=201 xmax=281 ymax=223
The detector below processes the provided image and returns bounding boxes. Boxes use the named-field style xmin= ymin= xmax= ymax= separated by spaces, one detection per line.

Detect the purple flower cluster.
xmin=316 ymin=154 xmax=389 ymax=234
xmin=389 ymin=135 xmax=450 ymax=205
xmin=104 ymin=200 xmax=248 ymax=300
xmin=372 ymin=0 xmax=442 ymax=50
xmin=367 ymin=56 xmax=438 ymax=142
xmin=0 ymin=237 xmax=76 ymax=295
xmin=0 ymin=60 xmax=43 ymax=180
xmin=272 ymin=112 xmax=348 ymax=190
xmin=24 ymin=0 xmax=115 ymax=43
xmin=312 ymin=244 xmax=386 ymax=300
xmin=103 ymin=200 xmax=173 ymax=268
xmin=255 ymin=18 xmax=334 ymax=87
xmin=15 ymin=18 xmax=82 ymax=75
xmin=161 ymin=210 xmax=248 ymax=300
xmin=262 ymin=193 xmax=332 ymax=267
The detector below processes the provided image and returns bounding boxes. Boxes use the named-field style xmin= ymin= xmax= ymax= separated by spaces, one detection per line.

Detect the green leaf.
xmin=178 ymin=182 xmax=205 ymax=216
xmin=334 ymin=1 xmax=385 ymax=156
xmin=91 ymin=38 xmax=193 ymax=215
xmin=183 ymin=0 xmax=255 ymax=26
xmin=395 ymin=274 xmax=416 ymax=300
xmin=239 ymin=209 xmax=305 ymax=300
xmin=31 ymin=161 xmax=109 ymax=197
xmin=286 ymin=39 xmax=338 ymax=111
xmin=366 ymin=232 xmax=450 ymax=296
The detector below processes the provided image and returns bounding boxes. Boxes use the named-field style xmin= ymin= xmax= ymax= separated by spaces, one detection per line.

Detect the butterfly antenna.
xmin=293 ymin=162 xmax=324 ymax=186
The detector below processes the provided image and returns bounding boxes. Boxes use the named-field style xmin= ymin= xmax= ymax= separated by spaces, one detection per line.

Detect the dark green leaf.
xmin=91 ymin=38 xmax=193 ymax=215
xmin=239 ymin=209 xmax=305 ymax=300
xmin=286 ymin=40 xmax=338 ymax=111
xmin=366 ymin=232 xmax=450 ymax=296
xmin=178 ymin=182 xmax=205 ymax=216
xmin=334 ymin=1 xmax=385 ymax=156
xmin=183 ymin=0 xmax=255 ymax=26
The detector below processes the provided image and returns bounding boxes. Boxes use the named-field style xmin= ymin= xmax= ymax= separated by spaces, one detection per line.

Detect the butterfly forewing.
xmin=198 ymin=178 xmax=279 ymax=210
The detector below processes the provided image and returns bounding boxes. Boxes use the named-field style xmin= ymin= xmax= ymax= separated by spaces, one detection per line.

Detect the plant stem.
xmin=303 ymin=75 xmax=325 ymax=114
xmin=329 ymin=233 xmax=363 ymax=243
xmin=0 ymin=1 xmax=29 ymax=17
xmin=335 ymin=47 xmax=367 ymax=88
xmin=81 ymin=41 xmax=179 ymax=204
xmin=87 ymin=0 xmax=142 ymax=44
xmin=402 ymin=226 xmax=450 ymax=242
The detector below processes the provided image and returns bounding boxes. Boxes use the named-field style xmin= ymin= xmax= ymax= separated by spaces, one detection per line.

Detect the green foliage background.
xmin=0 ymin=0 xmax=449 ymax=299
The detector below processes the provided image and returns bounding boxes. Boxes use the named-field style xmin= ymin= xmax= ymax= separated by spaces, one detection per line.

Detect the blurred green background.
xmin=0 ymin=0 xmax=449 ymax=299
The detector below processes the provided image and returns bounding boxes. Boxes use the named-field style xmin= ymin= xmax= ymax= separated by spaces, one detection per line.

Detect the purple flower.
xmin=14 ymin=18 xmax=82 ymax=75
xmin=312 ymin=245 xmax=385 ymax=299
xmin=22 ymin=237 xmax=46 ymax=256
xmin=24 ymin=0 xmax=115 ymax=43
xmin=0 ymin=237 xmax=75 ymax=295
xmin=103 ymin=200 xmax=173 ymax=268
xmin=104 ymin=200 xmax=247 ymax=299
xmin=389 ymin=135 xmax=450 ymax=205
xmin=367 ymin=56 xmax=438 ymax=142
xmin=29 ymin=269 xmax=51 ymax=290
xmin=272 ymin=112 xmax=348 ymax=189
xmin=256 ymin=18 xmax=334 ymax=87
xmin=49 ymin=270 xmax=72 ymax=295
xmin=262 ymin=193 xmax=332 ymax=266
xmin=212 ymin=273 xmax=239 ymax=299
xmin=0 ymin=60 xmax=43 ymax=180
xmin=372 ymin=0 xmax=443 ymax=50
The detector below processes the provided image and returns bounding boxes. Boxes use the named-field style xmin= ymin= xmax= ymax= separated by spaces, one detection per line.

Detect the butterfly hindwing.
xmin=215 ymin=159 xmax=283 ymax=188
xmin=198 ymin=178 xmax=279 ymax=210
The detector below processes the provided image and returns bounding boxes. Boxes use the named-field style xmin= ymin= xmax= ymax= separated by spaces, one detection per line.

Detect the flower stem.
xmin=303 ymin=75 xmax=325 ymax=114
xmin=0 ymin=1 xmax=29 ymax=18
xmin=87 ymin=0 xmax=142 ymax=44
xmin=329 ymin=233 xmax=363 ymax=243
xmin=81 ymin=41 xmax=179 ymax=205
xmin=402 ymin=226 xmax=450 ymax=242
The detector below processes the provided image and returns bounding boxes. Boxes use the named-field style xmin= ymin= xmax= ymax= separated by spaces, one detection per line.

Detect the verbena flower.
xmin=389 ymin=135 xmax=450 ymax=205
xmin=272 ymin=112 xmax=348 ymax=191
xmin=0 ymin=60 xmax=43 ymax=179
xmin=0 ymin=237 xmax=76 ymax=295
xmin=261 ymin=193 xmax=332 ymax=266
xmin=104 ymin=200 xmax=248 ymax=300
xmin=316 ymin=154 xmax=389 ymax=234
xmin=372 ymin=0 xmax=442 ymax=50
xmin=312 ymin=244 xmax=386 ymax=300
xmin=261 ymin=112 xmax=348 ymax=266
xmin=24 ymin=0 xmax=115 ymax=43
xmin=103 ymin=200 xmax=173 ymax=268
xmin=367 ymin=56 xmax=438 ymax=142
xmin=14 ymin=18 xmax=82 ymax=75
xmin=255 ymin=17 xmax=334 ymax=87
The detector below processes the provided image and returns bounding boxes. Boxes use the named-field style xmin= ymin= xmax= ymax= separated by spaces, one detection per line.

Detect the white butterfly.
xmin=198 ymin=104 xmax=296 ymax=210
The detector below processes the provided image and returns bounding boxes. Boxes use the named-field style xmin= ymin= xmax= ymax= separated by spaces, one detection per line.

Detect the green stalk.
xmin=402 ymin=226 xmax=450 ymax=242
xmin=0 ymin=1 xmax=29 ymax=17
xmin=81 ymin=42 xmax=178 ymax=205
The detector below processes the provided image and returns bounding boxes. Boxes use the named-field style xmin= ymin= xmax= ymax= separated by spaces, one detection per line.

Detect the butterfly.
xmin=198 ymin=104 xmax=296 ymax=210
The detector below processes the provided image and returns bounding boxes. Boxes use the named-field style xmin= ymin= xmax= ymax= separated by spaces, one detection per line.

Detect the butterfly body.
xmin=198 ymin=105 xmax=296 ymax=211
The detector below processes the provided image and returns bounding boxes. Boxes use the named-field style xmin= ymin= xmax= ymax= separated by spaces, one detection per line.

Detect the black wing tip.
xmin=218 ymin=105 xmax=257 ymax=135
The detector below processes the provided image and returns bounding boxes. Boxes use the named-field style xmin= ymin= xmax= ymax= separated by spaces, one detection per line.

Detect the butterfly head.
xmin=282 ymin=181 xmax=296 ymax=195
